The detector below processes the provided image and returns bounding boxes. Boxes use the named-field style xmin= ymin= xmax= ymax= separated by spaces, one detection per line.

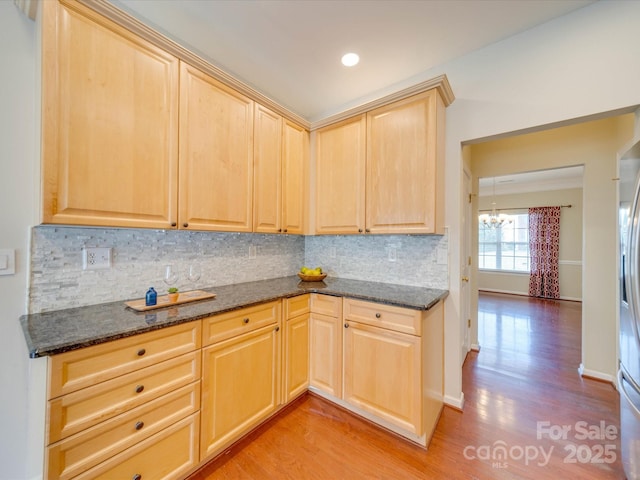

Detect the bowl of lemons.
xmin=298 ymin=266 xmax=327 ymax=282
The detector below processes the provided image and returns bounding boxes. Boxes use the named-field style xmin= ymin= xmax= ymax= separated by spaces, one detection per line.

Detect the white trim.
xmin=479 ymin=288 xmax=582 ymax=302
xmin=478 ymin=269 xmax=528 ymax=275
xmin=443 ymin=392 xmax=465 ymax=410
xmin=578 ymin=364 xmax=615 ymax=384
xmin=470 ymin=343 xmax=481 ymax=352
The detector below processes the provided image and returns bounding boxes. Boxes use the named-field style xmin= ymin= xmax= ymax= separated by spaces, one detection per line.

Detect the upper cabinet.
xmin=314 ymin=89 xmax=447 ymax=235
xmin=41 ymin=0 xmax=179 ymax=229
xmin=314 ymin=115 xmax=367 ymax=235
xmin=179 ymin=63 xmax=254 ymax=232
xmin=253 ymin=108 xmax=308 ymax=234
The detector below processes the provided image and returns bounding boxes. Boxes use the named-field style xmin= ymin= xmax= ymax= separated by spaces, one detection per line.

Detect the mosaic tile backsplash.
xmin=29 ymin=226 xmax=448 ymax=313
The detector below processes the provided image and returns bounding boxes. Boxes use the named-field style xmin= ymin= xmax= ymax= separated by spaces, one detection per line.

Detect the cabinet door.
xmin=309 ymin=312 xmax=342 ymax=398
xmin=366 ymin=90 xmax=442 ymax=234
xmin=343 ymin=321 xmax=422 ymax=435
xmin=200 ymin=324 xmax=280 ymax=459
xmin=315 ymin=115 xmax=366 ymax=234
xmin=283 ymin=313 xmax=310 ymax=402
xmin=282 ymin=120 xmax=308 ymax=234
xmin=253 ymin=104 xmax=282 ymax=233
xmin=41 ymin=0 xmax=179 ymax=229
xmin=179 ymin=62 xmax=254 ymax=232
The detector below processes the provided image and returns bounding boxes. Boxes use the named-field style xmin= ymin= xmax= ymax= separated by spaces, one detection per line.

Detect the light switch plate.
xmin=0 ymin=249 xmax=16 ymax=275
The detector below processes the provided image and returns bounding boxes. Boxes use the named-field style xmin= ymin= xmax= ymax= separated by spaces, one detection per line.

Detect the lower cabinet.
xmin=283 ymin=295 xmax=310 ymax=402
xmin=309 ymin=294 xmax=343 ymax=398
xmin=200 ymin=302 xmax=281 ymax=460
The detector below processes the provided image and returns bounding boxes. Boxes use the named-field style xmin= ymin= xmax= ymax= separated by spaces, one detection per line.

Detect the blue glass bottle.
xmin=145 ymin=287 xmax=157 ymax=306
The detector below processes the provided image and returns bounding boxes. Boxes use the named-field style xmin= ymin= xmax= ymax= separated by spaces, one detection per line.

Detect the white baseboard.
xmin=578 ymin=364 xmax=615 ymax=383
xmin=470 ymin=343 xmax=481 ymax=352
xmin=479 ymin=288 xmax=581 ymax=302
xmin=444 ymin=392 xmax=465 ymax=410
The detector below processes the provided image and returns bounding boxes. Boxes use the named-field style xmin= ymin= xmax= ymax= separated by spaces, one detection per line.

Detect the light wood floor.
xmin=187 ymin=293 xmax=623 ymax=479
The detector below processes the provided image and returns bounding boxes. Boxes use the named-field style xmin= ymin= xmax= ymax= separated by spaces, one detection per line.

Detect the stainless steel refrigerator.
xmin=619 ymin=139 xmax=640 ymax=480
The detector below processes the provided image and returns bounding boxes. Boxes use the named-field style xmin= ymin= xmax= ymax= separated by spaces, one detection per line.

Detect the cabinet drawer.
xmin=310 ymin=294 xmax=342 ymax=317
xmin=48 ymin=321 xmax=201 ymax=399
xmin=73 ymin=413 xmax=200 ymax=480
xmin=48 ymin=351 xmax=200 ymax=443
xmin=202 ymin=301 xmax=280 ymax=346
xmin=46 ymin=382 xmax=200 ymax=480
xmin=343 ymin=298 xmax=421 ymax=336
xmin=285 ymin=294 xmax=310 ymax=319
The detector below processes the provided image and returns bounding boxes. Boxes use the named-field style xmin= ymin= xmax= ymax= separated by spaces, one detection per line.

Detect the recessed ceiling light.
xmin=341 ymin=53 xmax=360 ymax=67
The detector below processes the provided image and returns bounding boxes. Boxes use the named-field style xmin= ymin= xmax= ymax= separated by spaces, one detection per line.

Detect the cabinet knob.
xmin=278 ymin=228 xmax=282 ymax=232
xmin=137 ymin=348 xmax=146 ymax=357
xmin=365 ymin=228 xmax=371 ymax=233
xmin=275 ymin=326 xmax=280 ymax=332
xmin=135 ymin=421 xmax=144 ymax=431
xmin=358 ymin=229 xmax=363 ymax=233
xmin=183 ymin=223 xmax=189 ymax=228
xmin=283 ymin=229 xmax=288 ymax=233
xmin=133 ymin=475 xmax=142 ymax=480
xmin=243 ymin=318 xmax=250 ymax=324
xmin=135 ymin=385 xmax=144 ymax=394
xmin=344 ymin=323 xmax=349 ymax=328
xmin=170 ymin=222 xmax=177 ymax=227
xmin=375 ymin=313 xmax=381 ymax=319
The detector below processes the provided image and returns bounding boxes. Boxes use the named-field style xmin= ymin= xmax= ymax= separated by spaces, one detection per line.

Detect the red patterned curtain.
xmin=528 ymin=206 xmax=561 ymax=299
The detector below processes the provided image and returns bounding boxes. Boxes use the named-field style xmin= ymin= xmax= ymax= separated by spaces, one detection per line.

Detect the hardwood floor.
xmin=187 ymin=292 xmax=623 ymax=479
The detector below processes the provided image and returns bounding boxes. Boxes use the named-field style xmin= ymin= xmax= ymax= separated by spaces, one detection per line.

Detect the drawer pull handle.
xmin=275 ymin=326 xmax=280 ymax=332
xmin=133 ymin=474 xmax=142 ymax=480
xmin=375 ymin=313 xmax=381 ymax=319
xmin=243 ymin=318 xmax=250 ymax=324
xmin=137 ymin=348 xmax=146 ymax=357
xmin=344 ymin=323 xmax=349 ymax=328
xmin=135 ymin=421 xmax=144 ymax=431
xmin=135 ymin=385 xmax=144 ymax=394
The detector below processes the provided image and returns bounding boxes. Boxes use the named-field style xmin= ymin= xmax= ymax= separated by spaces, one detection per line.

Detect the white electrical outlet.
xmin=388 ymin=245 xmax=397 ymax=262
xmin=248 ymin=245 xmax=257 ymax=259
xmin=82 ymin=247 xmax=112 ymax=270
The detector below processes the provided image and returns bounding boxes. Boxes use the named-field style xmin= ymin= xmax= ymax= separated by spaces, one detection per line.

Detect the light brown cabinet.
xmin=179 ymin=62 xmax=255 ymax=232
xmin=45 ymin=322 xmax=202 ymax=480
xmin=309 ymin=294 xmax=343 ymax=397
xmin=314 ymin=89 xmax=446 ymax=235
xmin=200 ymin=301 xmax=281 ymax=460
xmin=342 ymin=298 xmax=444 ymax=444
xmin=41 ymin=0 xmax=179 ymax=229
xmin=314 ymin=115 xmax=367 ymax=234
xmin=283 ymin=295 xmax=310 ymax=402
xmin=254 ymin=107 xmax=308 ymax=234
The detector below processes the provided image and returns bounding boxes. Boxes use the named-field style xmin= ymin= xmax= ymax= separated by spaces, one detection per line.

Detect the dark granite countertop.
xmin=19 ymin=276 xmax=448 ymax=358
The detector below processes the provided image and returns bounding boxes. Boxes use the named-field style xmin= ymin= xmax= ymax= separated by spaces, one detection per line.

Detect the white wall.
xmin=0 ymin=3 xmax=46 ymax=480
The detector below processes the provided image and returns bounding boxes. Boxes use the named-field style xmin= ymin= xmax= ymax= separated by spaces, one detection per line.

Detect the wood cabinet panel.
xmin=283 ymin=312 xmax=310 ymax=402
xmin=179 ymin=62 xmax=254 ymax=232
xmin=48 ymin=322 xmax=201 ymax=399
xmin=46 ymin=382 xmax=200 ymax=480
xmin=41 ymin=0 xmax=179 ymax=229
xmin=282 ymin=119 xmax=308 ymax=234
xmin=310 ymin=293 xmax=342 ymax=317
xmin=343 ymin=321 xmax=422 ymax=435
xmin=200 ymin=324 xmax=280 ymax=459
xmin=309 ymin=312 xmax=343 ymax=398
xmin=315 ymin=115 xmax=367 ymax=234
xmin=72 ymin=413 xmax=199 ymax=480
xmin=202 ymin=301 xmax=280 ymax=346
xmin=253 ymin=104 xmax=282 ymax=233
xmin=284 ymin=295 xmax=310 ymax=319
xmin=366 ymin=90 xmax=443 ymax=234
xmin=48 ymin=352 xmax=200 ymax=443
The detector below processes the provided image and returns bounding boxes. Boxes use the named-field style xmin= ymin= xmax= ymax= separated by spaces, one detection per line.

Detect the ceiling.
xmin=479 ymin=166 xmax=584 ymax=196
xmin=112 ymin=0 xmax=595 ymax=123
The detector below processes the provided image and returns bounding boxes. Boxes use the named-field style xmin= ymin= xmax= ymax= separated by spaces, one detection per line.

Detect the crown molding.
xmin=14 ymin=0 xmax=37 ymax=20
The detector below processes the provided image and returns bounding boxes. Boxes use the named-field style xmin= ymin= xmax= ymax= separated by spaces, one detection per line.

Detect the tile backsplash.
xmin=29 ymin=226 xmax=448 ymax=313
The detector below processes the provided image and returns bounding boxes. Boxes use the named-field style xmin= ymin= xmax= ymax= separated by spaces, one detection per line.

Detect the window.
xmin=479 ymin=213 xmax=530 ymax=272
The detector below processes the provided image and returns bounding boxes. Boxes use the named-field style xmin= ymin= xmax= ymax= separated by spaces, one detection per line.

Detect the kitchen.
xmin=2 ymin=1 xmax=640 ymax=479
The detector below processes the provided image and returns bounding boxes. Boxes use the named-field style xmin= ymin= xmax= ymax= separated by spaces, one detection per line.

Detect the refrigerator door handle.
xmin=619 ymin=369 xmax=640 ymax=417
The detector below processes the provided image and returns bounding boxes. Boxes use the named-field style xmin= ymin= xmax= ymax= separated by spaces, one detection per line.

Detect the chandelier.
xmin=479 ymin=178 xmax=512 ymax=229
